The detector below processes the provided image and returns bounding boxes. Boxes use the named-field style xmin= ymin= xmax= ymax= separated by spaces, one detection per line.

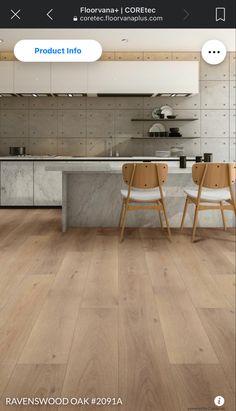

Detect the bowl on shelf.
xmin=148 ymin=131 xmax=161 ymax=137
xmin=168 ymin=133 xmax=182 ymax=137
xmin=159 ymin=131 xmax=168 ymax=137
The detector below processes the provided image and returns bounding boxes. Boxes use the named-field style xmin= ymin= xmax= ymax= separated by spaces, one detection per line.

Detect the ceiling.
xmin=0 ymin=28 xmax=235 ymax=51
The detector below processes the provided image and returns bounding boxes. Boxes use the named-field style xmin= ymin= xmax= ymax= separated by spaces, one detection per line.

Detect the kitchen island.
xmin=46 ymin=159 xmax=235 ymax=231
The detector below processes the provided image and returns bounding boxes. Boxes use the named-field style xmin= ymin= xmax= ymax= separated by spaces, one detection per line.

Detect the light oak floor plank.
xmin=171 ymin=364 xmax=235 ymax=411
xmin=59 ymin=308 xmax=118 ymax=411
xmin=118 ymin=232 xmax=181 ymax=410
xmin=118 ymin=233 xmax=156 ymax=306
xmin=18 ymin=252 xmax=91 ymax=364
xmin=0 ymin=365 xmax=14 ymax=398
xmin=166 ymin=234 xmax=231 ymax=308
xmin=155 ymin=287 xmax=219 ymax=364
xmin=0 ymin=236 xmax=52 ymax=308
xmin=194 ymin=232 xmax=235 ymax=276
xmin=0 ymin=365 xmax=66 ymax=411
xmin=0 ymin=275 xmax=53 ymax=365
xmin=81 ymin=234 xmax=118 ymax=308
xmin=198 ymin=308 xmax=235 ymax=390
xmin=118 ymin=305 xmax=181 ymax=411
xmin=214 ymin=275 xmax=235 ymax=309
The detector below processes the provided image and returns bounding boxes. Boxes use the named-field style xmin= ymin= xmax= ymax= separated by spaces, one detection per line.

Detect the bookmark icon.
xmin=215 ymin=7 xmax=226 ymax=22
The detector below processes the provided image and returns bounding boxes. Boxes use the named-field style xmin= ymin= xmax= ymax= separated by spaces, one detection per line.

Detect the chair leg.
xmin=118 ymin=199 xmax=125 ymax=228
xmin=161 ymin=201 xmax=171 ymax=241
xmin=192 ymin=205 xmax=199 ymax=242
xmin=180 ymin=197 xmax=189 ymax=231
xmin=120 ymin=204 xmax=128 ymax=242
xmin=158 ymin=204 xmax=163 ymax=228
xmin=220 ymin=201 xmax=227 ymax=231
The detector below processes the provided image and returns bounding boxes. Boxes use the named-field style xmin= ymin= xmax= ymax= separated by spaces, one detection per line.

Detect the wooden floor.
xmin=0 ymin=209 xmax=235 ymax=411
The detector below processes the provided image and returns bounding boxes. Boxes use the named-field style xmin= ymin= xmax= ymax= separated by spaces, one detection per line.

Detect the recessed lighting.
xmin=0 ymin=39 xmax=4 ymax=43
xmin=32 ymin=93 xmax=38 ymax=97
xmin=68 ymin=93 xmax=73 ymax=97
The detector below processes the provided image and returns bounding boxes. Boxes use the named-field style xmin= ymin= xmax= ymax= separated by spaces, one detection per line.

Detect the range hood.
xmin=87 ymin=61 xmax=199 ymax=96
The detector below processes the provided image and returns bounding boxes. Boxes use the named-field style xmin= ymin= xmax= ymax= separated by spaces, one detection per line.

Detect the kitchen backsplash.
xmin=0 ymin=52 xmax=235 ymax=160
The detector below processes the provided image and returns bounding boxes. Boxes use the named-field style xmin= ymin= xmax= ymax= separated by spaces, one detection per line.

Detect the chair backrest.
xmin=122 ymin=163 xmax=168 ymax=189
xmin=192 ymin=163 xmax=236 ymax=188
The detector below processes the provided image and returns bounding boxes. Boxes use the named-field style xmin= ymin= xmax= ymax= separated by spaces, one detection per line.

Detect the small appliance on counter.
xmin=9 ymin=146 xmax=26 ymax=156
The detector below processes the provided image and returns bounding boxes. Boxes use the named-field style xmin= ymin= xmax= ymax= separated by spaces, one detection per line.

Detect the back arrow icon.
xmin=183 ymin=9 xmax=190 ymax=20
xmin=46 ymin=9 xmax=53 ymax=20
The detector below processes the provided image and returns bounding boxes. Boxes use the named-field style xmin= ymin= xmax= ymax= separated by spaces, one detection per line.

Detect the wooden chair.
xmin=180 ymin=163 xmax=236 ymax=241
xmin=119 ymin=163 xmax=171 ymax=241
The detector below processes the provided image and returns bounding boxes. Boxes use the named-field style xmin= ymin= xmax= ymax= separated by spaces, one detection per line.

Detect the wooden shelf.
xmin=131 ymin=118 xmax=198 ymax=122
xmin=131 ymin=137 xmax=200 ymax=140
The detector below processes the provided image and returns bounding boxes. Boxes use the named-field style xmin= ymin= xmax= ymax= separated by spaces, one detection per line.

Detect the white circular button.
xmin=201 ymin=40 xmax=226 ymax=65
xmin=214 ymin=396 xmax=225 ymax=407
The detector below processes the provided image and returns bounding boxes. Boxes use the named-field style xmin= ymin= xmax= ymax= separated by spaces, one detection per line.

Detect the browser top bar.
xmin=0 ymin=0 xmax=235 ymax=28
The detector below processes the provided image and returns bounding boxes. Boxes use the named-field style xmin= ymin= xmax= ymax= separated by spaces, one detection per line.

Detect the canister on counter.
xmin=179 ymin=156 xmax=187 ymax=168
xmin=204 ymin=153 xmax=213 ymax=162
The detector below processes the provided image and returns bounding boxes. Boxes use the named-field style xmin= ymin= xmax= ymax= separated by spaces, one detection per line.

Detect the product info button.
xmin=14 ymin=39 xmax=102 ymax=62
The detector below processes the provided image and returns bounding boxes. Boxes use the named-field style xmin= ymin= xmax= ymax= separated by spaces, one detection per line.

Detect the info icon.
xmin=214 ymin=396 xmax=225 ymax=407
xmin=201 ymin=40 xmax=226 ymax=65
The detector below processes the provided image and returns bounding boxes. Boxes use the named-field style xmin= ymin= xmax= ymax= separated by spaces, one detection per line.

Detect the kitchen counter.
xmin=0 ymin=157 xmax=193 ymax=207
xmin=45 ymin=160 xmax=234 ymax=231
xmin=0 ymin=156 xmax=195 ymax=162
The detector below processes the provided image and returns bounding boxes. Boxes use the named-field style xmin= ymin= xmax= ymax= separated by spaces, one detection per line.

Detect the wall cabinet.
xmin=14 ymin=62 xmax=51 ymax=93
xmin=0 ymin=62 xmax=14 ymax=93
xmin=0 ymin=61 xmax=199 ymax=94
xmin=87 ymin=61 xmax=199 ymax=94
xmin=0 ymin=161 xmax=34 ymax=205
xmin=51 ymin=63 xmax=87 ymax=93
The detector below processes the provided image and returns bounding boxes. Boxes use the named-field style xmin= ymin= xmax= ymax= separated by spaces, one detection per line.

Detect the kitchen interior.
xmin=0 ymin=28 xmax=235 ymax=411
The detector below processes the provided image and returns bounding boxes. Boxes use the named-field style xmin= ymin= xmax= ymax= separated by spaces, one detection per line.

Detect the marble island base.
xmin=46 ymin=162 xmax=235 ymax=231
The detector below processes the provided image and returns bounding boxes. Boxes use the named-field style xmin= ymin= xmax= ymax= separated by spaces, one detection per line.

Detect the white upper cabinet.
xmin=0 ymin=62 xmax=14 ymax=93
xmin=14 ymin=62 xmax=51 ymax=93
xmin=87 ymin=61 xmax=199 ymax=94
xmin=0 ymin=60 xmax=199 ymax=94
xmin=51 ymin=63 xmax=87 ymax=93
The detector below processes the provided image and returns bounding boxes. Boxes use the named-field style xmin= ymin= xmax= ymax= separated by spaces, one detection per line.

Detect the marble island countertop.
xmin=46 ymin=160 xmax=194 ymax=174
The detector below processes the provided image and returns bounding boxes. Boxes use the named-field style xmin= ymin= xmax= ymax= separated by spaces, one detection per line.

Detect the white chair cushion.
xmin=184 ymin=188 xmax=231 ymax=202
xmin=121 ymin=187 xmax=163 ymax=201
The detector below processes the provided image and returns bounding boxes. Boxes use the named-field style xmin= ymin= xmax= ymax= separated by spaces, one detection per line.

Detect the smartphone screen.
xmin=0 ymin=1 xmax=235 ymax=410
